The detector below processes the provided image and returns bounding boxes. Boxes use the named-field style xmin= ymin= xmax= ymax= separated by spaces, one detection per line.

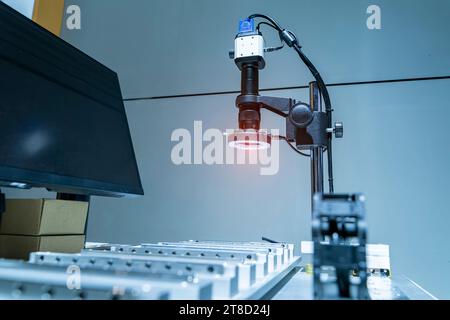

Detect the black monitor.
xmin=0 ymin=2 xmax=144 ymax=197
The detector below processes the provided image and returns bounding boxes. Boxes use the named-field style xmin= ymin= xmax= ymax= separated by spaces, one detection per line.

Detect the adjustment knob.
xmin=327 ymin=122 xmax=344 ymax=138
xmin=334 ymin=122 xmax=343 ymax=138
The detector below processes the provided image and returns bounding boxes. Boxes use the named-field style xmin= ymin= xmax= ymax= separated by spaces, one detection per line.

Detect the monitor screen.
xmin=0 ymin=2 xmax=144 ymax=197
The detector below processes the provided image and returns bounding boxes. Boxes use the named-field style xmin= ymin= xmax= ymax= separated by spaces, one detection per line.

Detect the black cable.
xmin=248 ymin=14 xmax=283 ymax=31
xmin=292 ymin=44 xmax=334 ymax=193
xmin=262 ymin=236 xmax=280 ymax=244
xmin=287 ymin=141 xmax=311 ymax=158
xmin=276 ymin=136 xmax=311 ymax=157
xmin=325 ymin=139 xmax=334 ymax=192
xmin=256 ymin=21 xmax=278 ymax=32
xmin=264 ymin=44 xmax=284 ymax=53
xmin=254 ymin=18 xmax=285 ymax=48
xmin=257 ymin=22 xmax=285 ymax=53
xmin=249 ymin=14 xmax=335 ymax=193
xmin=293 ymin=44 xmax=331 ymax=111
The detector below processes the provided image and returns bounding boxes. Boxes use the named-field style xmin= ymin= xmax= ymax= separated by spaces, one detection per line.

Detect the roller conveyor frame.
xmin=157 ymin=242 xmax=283 ymax=272
xmin=0 ymin=279 xmax=170 ymax=300
xmin=0 ymin=259 xmax=213 ymax=300
xmin=0 ymin=241 xmax=302 ymax=300
xmin=85 ymin=244 xmax=269 ymax=279
xmin=176 ymin=241 xmax=295 ymax=265
xmin=84 ymin=246 xmax=259 ymax=292
xmin=83 ymin=241 xmax=302 ymax=300
xmin=30 ymin=251 xmax=240 ymax=299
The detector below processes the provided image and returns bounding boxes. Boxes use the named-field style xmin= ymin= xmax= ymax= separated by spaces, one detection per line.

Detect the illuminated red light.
xmin=226 ymin=130 xmax=271 ymax=150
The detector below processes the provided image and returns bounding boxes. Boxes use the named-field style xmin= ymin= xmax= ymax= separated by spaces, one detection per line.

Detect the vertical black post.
xmin=309 ymin=82 xmax=324 ymax=212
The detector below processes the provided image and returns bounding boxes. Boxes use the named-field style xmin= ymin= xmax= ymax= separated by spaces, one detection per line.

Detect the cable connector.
xmin=264 ymin=44 xmax=284 ymax=53
xmin=280 ymin=29 xmax=299 ymax=48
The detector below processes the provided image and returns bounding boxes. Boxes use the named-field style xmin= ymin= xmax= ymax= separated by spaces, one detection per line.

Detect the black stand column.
xmin=309 ymin=82 xmax=325 ymax=211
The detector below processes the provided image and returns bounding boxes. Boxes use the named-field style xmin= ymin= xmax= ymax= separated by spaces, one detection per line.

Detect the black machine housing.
xmin=312 ymin=193 xmax=369 ymax=300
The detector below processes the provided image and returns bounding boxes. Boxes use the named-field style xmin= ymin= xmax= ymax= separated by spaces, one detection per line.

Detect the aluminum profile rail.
xmin=30 ymin=251 xmax=238 ymax=299
xmin=64 ymin=240 xmax=300 ymax=300
xmin=84 ymin=244 xmax=261 ymax=285
xmin=138 ymin=244 xmax=269 ymax=278
xmin=178 ymin=241 xmax=295 ymax=265
xmin=0 ymin=279 xmax=169 ymax=300
xmin=160 ymin=241 xmax=288 ymax=270
xmin=0 ymin=259 xmax=212 ymax=300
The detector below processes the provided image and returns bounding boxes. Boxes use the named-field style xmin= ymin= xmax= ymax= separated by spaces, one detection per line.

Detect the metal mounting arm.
xmin=236 ymin=94 xmax=293 ymax=117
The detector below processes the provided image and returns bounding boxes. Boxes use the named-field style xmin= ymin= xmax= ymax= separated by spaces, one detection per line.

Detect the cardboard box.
xmin=0 ymin=199 xmax=88 ymax=236
xmin=0 ymin=234 xmax=85 ymax=260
